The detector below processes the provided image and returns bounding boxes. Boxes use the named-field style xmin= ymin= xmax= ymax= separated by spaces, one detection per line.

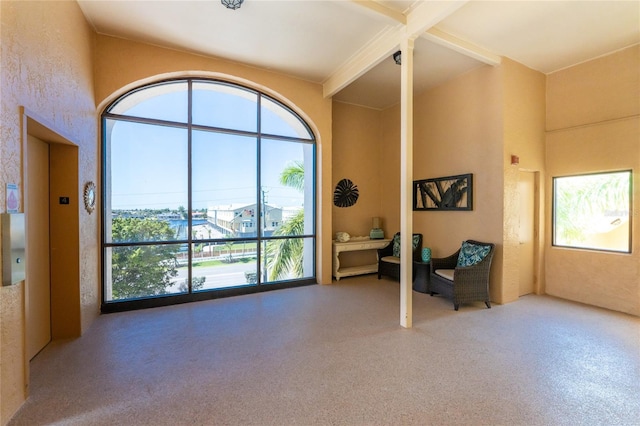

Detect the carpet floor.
xmin=8 ymin=275 xmax=640 ymax=425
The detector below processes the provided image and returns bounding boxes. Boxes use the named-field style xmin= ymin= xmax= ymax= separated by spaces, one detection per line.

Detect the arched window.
xmin=101 ymin=79 xmax=316 ymax=312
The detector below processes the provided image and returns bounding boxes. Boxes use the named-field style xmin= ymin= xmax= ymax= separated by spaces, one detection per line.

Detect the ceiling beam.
xmin=405 ymin=1 xmax=467 ymax=37
xmin=352 ymin=0 xmax=405 ymax=25
xmin=323 ymin=25 xmax=403 ymax=98
xmin=423 ymin=27 xmax=502 ymax=66
xmin=324 ymin=1 xmax=469 ymax=98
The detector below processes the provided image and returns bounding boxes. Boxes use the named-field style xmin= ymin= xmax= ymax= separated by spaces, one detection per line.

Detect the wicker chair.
xmin=377 ymin=233 xmax=422 ymax=281
xmin=429 ymin=240 xmax=495 ymax=310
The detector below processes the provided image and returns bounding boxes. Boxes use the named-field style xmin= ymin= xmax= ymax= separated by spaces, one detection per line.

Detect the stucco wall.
xmin=379 ymin=103 xmax=401 ymax=235
xmin=409 ymin=64 xmax=506 ymax=302
xmin=545 ymin=45 xmax=639 ymax=316
xmin=331 ymin=102 xmax=384 ymax=268
xmin=502 ymin=58 xmax=546 ymax=302
xmin=92 ymin=35 xmax=333 ymax=285
xmin=0 ymin=1 xmax=97 ymax=423
xmin=379 ymin=60 xmax=546 ymax=305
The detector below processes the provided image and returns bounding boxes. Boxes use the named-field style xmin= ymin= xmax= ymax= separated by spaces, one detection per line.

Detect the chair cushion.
xmin=457 ymin=241 xmax=491 ymax=267
xmin=435 ymin=269 xmax=455 ymax=281
xmin=381 ymin=256 xmax=400 ymax=264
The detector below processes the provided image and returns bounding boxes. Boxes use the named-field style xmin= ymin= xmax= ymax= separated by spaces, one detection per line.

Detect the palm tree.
xmin=223 ymin=241 xmax=234 ymax=263
xmin=279 ymin=161 xmax=304 ymax=191
xmin=266 ymin=161 xmax=305 ymax=281
xmin=266 ymin=211 xmax=304 ymax=280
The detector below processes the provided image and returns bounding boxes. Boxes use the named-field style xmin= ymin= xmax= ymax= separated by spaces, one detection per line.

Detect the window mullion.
xmin=187 ymin=79 xmax=194 ymax=293
xmin=256 ymin=93 xmax=264 ymax=284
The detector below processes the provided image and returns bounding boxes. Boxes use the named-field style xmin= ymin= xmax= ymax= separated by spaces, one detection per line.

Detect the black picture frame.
xmin=413 ymin=173 xmax=473 ymax=211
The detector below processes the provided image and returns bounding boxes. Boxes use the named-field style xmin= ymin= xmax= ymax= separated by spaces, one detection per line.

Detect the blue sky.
xmin=107 ymin=82 xmax=312 ymax=211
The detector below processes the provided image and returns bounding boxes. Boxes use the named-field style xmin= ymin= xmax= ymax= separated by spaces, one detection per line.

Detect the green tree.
xmin=266 ymin=161 xmax=305 ymax=281
xmin=194 ymin=242 xmax=204 ymax=258
xmin=555 ymin=171 xmax=630 ymax=245
xmin=177 ymin=205 xmax=187 ymax=219
xmin=111 ymin=217 xmax=179 ymax=299
xmin=279 ymin=161 xmax=304 ymax=191
xmin=178 ymin=276 xmax=206 ymax=292
xmin=223 ymin=241 xmax=234 ymax=262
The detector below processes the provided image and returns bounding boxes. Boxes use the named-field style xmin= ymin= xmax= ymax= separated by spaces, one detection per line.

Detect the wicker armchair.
xmin=429 ymin=240 xmax=495 ymax=310
xmin=377 ymin=232 xmax=422 ymax=281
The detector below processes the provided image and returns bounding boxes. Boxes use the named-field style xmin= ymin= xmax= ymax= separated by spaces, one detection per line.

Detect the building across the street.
xmin=207 ymin=203 xmax=283 ymax=237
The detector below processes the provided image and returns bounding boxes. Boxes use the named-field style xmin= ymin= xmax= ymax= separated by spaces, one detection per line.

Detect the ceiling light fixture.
xmin=221 ymin=0 xmax=244 ymax=10
xmin=393 ymin=50 xmax=401 ymax=65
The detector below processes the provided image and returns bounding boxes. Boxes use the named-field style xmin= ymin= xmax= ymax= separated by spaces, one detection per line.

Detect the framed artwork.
xmin=413 ymin=173 xmax=473 ymax=211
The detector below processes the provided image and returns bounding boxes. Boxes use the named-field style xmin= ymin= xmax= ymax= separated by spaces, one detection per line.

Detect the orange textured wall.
xmin=379 ymin=104 xmax=401 ymax=235
xmin=502 ymin=58 xmax=546 ymax=302
xmin=331 ymin=102 xmax=384 ymax=268
xmin=545 ymin=45 xmax=639 ymax=316
xmin=410 ymin=65 xmax=505 ymax=302
xmin=0 ymin=1 xmax=97 ymax=422
xmin=379 ymin=60 xmax=545 ymax=304
xmin=547 ymin=45 xmax=640 ymax=131
xmin=332 ymin=102 xmax=383 ymax=236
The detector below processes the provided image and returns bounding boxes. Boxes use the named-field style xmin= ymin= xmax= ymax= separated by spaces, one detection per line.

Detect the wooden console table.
xmin=332 ymin=238 xmax=392 ymax=281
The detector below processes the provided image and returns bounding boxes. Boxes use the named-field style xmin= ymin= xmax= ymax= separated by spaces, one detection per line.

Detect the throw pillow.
xmin=392 ymin=234 xmax=421 ymax=257
xmin=392 ymin=234 xmax=401 ymax=257
xmin=412 ymin=234 xmax=421 ymax=249
xmin=457 ymin=241 xmax=491 ymax=267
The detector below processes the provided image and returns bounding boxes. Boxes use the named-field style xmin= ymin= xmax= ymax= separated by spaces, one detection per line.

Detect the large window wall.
xmin=102 ymin=79 xmax=316 ymax=312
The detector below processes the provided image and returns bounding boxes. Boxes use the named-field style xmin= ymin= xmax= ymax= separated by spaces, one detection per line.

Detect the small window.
xmin=553 ymin=170 xmax=632 ymax=252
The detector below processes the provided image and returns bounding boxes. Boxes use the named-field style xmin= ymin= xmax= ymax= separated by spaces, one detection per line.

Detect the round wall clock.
xmin=83 ymin=181 xmax=96 ymax=213
xmin=333 ymin=178 xmax=359 ymax=208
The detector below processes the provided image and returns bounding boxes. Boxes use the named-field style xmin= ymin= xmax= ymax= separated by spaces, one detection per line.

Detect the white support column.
xmin=399 ymin=37 xmax=414 ymax=329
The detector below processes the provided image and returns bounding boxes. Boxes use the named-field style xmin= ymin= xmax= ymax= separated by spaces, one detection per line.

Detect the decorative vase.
xmin=421 ymin=247 xmax=431 ymax=263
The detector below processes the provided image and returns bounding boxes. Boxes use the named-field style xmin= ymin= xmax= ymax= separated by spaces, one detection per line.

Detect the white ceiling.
xmin=78 ymin=0 xmax=640 ymax=110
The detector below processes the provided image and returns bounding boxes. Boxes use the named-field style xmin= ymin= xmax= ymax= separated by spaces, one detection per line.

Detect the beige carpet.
xmin=8 ymin=275 xmax=640 ymax=425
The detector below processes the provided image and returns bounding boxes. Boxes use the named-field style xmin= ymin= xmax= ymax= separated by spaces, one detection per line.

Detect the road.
xmin=168 ymin=260 xmax=262 ymax=292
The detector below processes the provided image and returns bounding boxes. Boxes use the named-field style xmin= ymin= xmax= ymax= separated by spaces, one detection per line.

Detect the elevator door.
xmin=27 ymin=134 xmax=51 ymax=359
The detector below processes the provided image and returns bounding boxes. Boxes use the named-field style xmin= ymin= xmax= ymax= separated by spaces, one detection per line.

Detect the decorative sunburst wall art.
xmin=333 ymin=178 xmax=359 ymax=208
